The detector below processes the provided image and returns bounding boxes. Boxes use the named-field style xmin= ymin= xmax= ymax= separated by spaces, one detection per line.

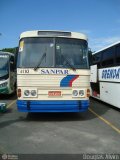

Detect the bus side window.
xmin=116 ymin=45 xmax=120 ymax=64
xmin=101 ymin=47 xmax=114 ymax=67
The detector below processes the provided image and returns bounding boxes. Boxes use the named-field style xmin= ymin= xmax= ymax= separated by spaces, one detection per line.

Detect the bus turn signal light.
xmin=17 ymin=88 xmax=21 ymax=97
xmin=87 ymin=89 xmax=90 ymax=97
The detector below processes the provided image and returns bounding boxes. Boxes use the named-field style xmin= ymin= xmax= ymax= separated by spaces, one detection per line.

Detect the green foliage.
xmin=0 ymin=47 xmax=18 ymax=54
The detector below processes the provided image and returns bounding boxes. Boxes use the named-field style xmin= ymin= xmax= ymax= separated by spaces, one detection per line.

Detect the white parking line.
xmin=7 ymin=100 xmax=16 ymax=109
xmin=89 ymin=108 xmax=120 ymax=134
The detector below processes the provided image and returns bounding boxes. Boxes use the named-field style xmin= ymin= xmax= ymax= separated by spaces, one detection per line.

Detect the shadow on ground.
xmin=1 ymin=98 xmax=117 ymax=129
xmin=90 ymin=97 xmax=120 ymax=113
xmin=25 ymin=98 xmax=113 ymax=122
xmin=0 ymin=93 xmax=17 ymax=100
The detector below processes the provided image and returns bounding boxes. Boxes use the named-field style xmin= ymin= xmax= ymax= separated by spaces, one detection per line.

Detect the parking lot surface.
xmin=0 ymin=95 xmax=120 ymax=154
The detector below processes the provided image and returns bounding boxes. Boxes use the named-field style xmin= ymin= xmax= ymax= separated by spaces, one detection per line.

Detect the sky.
xmin=0 ymin=0 xmax=120 ymax=51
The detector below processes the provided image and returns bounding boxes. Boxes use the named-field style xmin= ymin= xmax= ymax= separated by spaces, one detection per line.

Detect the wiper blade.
xmin=34 ymin=52 xmax=46 ymax=71
xmin=62 ymin=54 xmax=76 ymax=71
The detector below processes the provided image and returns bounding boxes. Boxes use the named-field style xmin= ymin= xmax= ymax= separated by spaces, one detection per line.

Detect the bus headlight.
xmin=79 ymin=90 xmax=84 ymax=97
xmin=72 ymin=90 xmax=78 ymax=96
xmin=72 ymin=89 xmax=86 ymax=98
xmin=0 ymin=82 xmax=8 ymax=88
xmin=24 ymin=90 xmax=30 ymax=96
xmin=23 ymin=89 xmax=37 ymax=97
xmin=31 ymin=90 xmax=37 ymax=96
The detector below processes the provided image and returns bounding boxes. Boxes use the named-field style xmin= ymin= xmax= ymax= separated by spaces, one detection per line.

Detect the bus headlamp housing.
xmin=79 ymin=90 xmax=84 ymax=97
xmin=24 ymin=89 xmax=37 ymax=97
xmin=72 ymin=90 xmax=78 ymax=96
xmin=24 ymin=90 xmax=30 ymax=96
xmin=0 ymin=82 xmax=8 ymax=88
xmin=72 ymin=89 xmax=85 ymax=98
xmin=31 ymin=90 xmax=37 ymax=96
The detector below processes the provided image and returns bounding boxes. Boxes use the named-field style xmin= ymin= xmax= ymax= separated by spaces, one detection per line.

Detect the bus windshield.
xmin=18 ymin=37 xmax=88 ymax=69
xmin=0 ymin=55 xmax=9 ymax=77
xmin=55 ymin=38 xmax=88 ymax=69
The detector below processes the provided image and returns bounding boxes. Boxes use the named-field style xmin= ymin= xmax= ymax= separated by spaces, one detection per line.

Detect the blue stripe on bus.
xmin=17 ymin=100 xmax=89 ymax=112
xmin=60 ymin=75 xmax=77 ymax=87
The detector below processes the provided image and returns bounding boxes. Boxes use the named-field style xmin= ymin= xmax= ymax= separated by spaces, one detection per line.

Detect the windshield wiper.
xmin=34 ymin=52 xmax=46 ymax=71
xmin=61 ymin=54 xmax=76 ymax=71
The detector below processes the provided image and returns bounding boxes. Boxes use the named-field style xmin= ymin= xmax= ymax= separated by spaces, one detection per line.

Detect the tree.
xmin=0 ymin=47 xmax=18 ymax=54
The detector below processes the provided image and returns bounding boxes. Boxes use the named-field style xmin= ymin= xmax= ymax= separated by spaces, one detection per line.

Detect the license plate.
xmin=48 ymin=91 xmax=61 ymax=96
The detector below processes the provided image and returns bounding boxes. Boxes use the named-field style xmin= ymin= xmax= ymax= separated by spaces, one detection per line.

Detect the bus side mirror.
xmin=88 ymin=50 xmax=92 ymax=66
xmin=10 ymin=62 xmax=14 ymax=71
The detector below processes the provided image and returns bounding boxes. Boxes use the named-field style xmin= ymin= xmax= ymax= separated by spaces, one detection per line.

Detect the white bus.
xmin=0 ymin=51 xmax=16 ymax=94
xmin=17 ymin=30 xmax=90 ymax=112
xmin=90 ymin=41 xmax=120 ymax=109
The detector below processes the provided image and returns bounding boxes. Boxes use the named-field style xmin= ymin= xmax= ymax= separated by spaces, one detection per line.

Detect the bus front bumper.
xmin=17 ymin=100 xmax=89 ymax=112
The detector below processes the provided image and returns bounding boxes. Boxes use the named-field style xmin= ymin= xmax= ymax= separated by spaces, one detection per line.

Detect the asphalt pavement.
xmin=0 ymin=95 xmax=120 ymax=154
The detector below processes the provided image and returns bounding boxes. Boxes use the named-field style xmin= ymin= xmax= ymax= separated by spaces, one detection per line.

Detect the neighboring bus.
xmin=90 ymin=41 xmax=120 ymax=109
xmin=17 ymin=30 xmax=90 ymax=112
xmin=0 ymin=51 xmax=16 ymax=94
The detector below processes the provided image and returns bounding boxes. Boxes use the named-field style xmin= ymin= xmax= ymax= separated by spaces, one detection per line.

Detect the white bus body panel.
xmin=98 ymin=67 xmax=120 ymax=108
xmin=99 ymin=66 xmax=120 ymax=82
xmin=20 ymin=30 xmax=88 ymax=41
xmin=100 ymin=82 xmax=120 ymax=109
xmin=90 ymin=65 xmax=97 ymax=83
xmin=17 ymin=68 xmax=90 ymax=101
xmin=91 ymin=66 xmax=120 ymax=109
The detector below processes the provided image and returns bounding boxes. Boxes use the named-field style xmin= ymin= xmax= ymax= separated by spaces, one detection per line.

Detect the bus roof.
xmin=0 ymin=51 xmax=14 ymax=56
xmin=20 ymin=30 xmax=88 ymax=41
xmin=93 ymin=41 xmax=120 ymax=55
